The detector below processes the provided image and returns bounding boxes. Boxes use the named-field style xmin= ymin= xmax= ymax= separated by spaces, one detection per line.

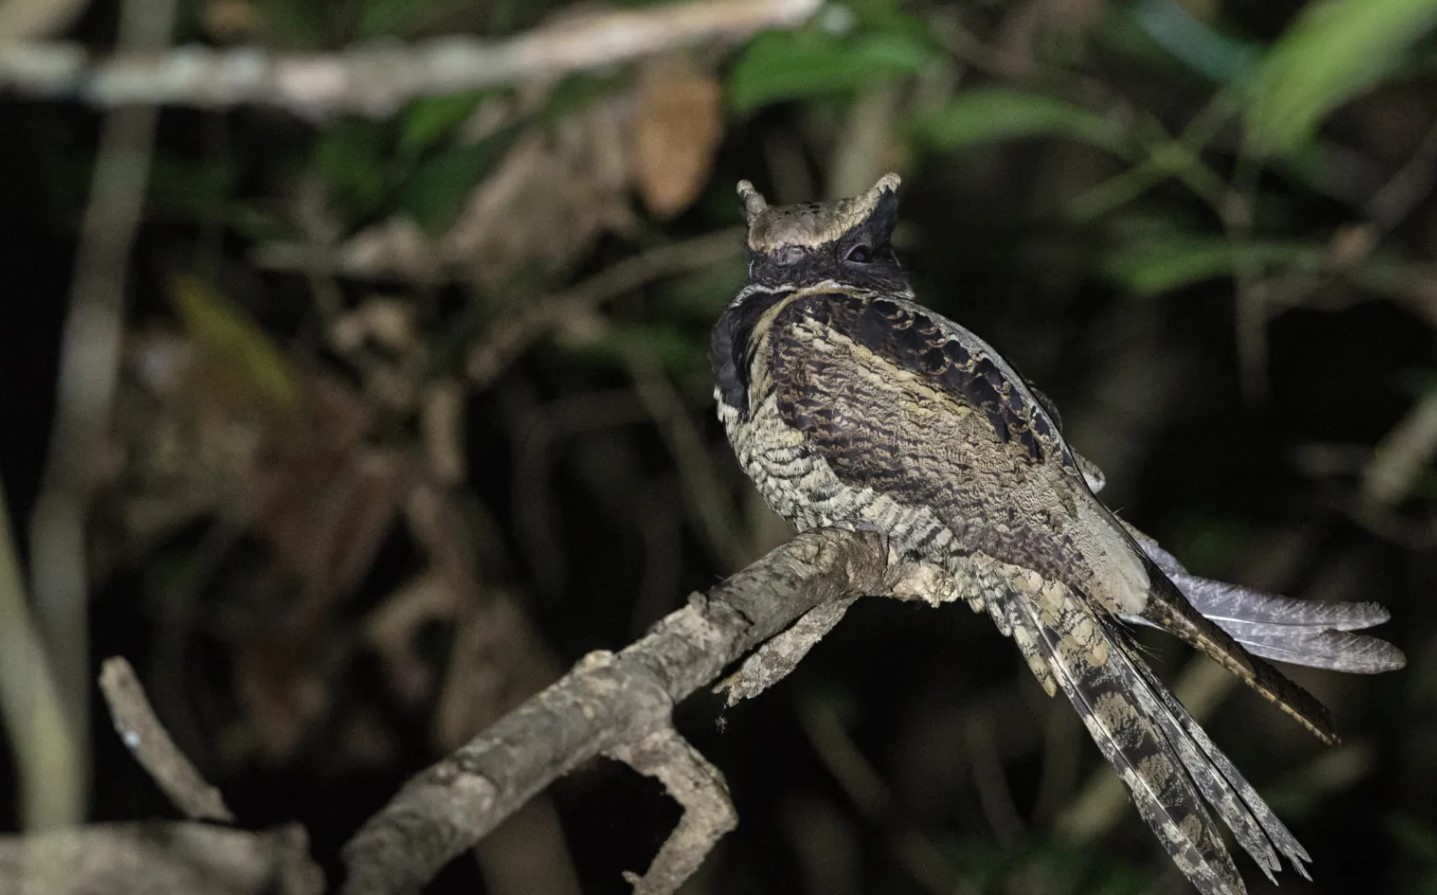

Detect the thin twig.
xmin=24 ymin=0 xmax=177 ymax=829
xmin=98 ymin=657 xmax=235 ymax=823
xmin=1222 ymin=144 xmax=1270 ymax=406
xmin=1360 ymin=389 xmax=1437 ymax=511
xmin=798 ymin=696 xmax=982 ymax=895
xmin=623 ymin=343 xmax=750 ymax=571
xmin=1365 ymin=115 xmax=1437 ymax=232
xmin=468 ymin=227 xmax=744 ymax=388
xmin=0 ymin=0 xmax=820 ymax=118
xmin=716 ymin=596 xmax=858 ymax=704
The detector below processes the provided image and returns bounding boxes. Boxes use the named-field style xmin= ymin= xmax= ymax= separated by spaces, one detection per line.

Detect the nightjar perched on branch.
xmin=710 ymin=173 xmax=1406 ymax=895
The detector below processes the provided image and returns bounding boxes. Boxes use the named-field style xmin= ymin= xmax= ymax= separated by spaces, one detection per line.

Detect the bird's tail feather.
xmin=1137 ymin=560 xmax=1340 ymax=744
xmin=1006 ymin=583 xmax=1309 ymax=895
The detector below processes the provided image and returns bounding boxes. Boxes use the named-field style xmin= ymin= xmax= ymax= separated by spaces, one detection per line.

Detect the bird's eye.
xmin=845 ymin=244 xmax=873 ymax=264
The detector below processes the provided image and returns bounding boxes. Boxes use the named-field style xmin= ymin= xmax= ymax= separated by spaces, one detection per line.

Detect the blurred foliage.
xmin=3 ymin=0 xmax=1437 ymax=894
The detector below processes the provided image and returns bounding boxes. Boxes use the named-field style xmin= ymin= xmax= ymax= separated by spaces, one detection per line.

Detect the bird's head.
xmin=737 ymin=174 xmax=907 ymax=293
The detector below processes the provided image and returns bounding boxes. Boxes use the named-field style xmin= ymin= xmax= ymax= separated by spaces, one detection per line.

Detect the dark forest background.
xmin=2 ymin=0 xmax=1436 ymax=893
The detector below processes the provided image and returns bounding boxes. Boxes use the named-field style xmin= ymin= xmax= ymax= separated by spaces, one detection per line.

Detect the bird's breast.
xmin=717 ymin=387 xmax=960 ymax=562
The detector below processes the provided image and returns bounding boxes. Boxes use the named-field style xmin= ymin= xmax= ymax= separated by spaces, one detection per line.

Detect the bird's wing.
xmin=999 ymin=568 xmax=1312 ymax=895
xmin=765 ymin=289 xmax=1086 ymax=572
xmin=765 ymin=290 xmax=1342 ymax=741
xmin=1117 ymin=522 xmax=1407 ymax=674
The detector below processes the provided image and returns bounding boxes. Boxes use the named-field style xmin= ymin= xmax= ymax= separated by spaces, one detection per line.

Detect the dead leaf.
xmin=441 ymin=97 xmax=637 ymax=290
xmin=632 ymin=56 xmax=723 ymax=217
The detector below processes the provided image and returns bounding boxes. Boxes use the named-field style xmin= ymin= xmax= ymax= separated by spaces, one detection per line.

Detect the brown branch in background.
xmin=468 ymin=227 xmax=744 ymax=388
xmin=23 ymin=0 xmax=177 ymax=830
xmin=623 ymin=343 xmax=751 ymax=571
xmin=0 ymin=823 xmax=323 ymax=895
xmin=341 ymin=528 xmax=892 ymax=895
xmin=0 ymin=0 xmax=86 ymax=41
xmin=797 ymin=696 xmax=981 ymax=895
xmin=0 ymin=0 xmax=820 ymax=117
xmin=98 ymin=657 xmax=234 ymax=823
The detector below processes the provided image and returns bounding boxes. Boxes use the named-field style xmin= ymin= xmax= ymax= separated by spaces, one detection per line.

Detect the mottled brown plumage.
xmin=712 ymin=174 xmax=1406 ymax=894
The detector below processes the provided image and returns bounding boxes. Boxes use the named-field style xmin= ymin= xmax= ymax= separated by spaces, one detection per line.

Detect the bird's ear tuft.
xmin=737 ymin=180 xmax=769 ymax=225
xmin=864 ymin=173 xmax=901 ymax=239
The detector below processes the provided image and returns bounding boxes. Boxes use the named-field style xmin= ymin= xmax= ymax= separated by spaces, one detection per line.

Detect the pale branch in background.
xmin=23 ymin=0 xmax=177 ymax=831
xmin=0 ymin=0 xmax=820 ymax=118
xmin=0 ymin=823 xmax=323 ymax=895
xmin=0 ymin=480 xmax=76 ymax=833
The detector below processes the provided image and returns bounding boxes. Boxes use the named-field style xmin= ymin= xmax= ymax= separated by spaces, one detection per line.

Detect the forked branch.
xmin=341 ymin=528 xmax=894 ymax=895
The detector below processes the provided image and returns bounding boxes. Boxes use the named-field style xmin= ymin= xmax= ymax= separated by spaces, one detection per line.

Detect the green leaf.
xmin=1390 ymin=816 xmax=1437 ymax=863
xmin=911 ymin=89 xmax=1128 ymax=155
xmin=727 ymin=28 xmax=935 ymax=112
xmin=397 ymin=136 xmax=508 ymax=232
xmin=167 ymin=275 xmax=300 ymax=410
xmin=255 ymin=0 xmax=333 ymax=49
xmin=398 ymin=91 xmax=489 ymax=158
xmin=1241 ymin=0 xmax=1437 ymax=154
xmin=358 ymin=0 xmax=468 ymax=38
xmin=1103 ymin=235 xmax=1325 ymax=296
xmin=1120 ymin=0 xmax=1260 ymax=84
xmin=148 ymin=157 xmax=235 ymax=218
xmin=572 ymin=322 xmax=709 ymax=376
xmin=312 ymin=119 xmax=392 ymax=221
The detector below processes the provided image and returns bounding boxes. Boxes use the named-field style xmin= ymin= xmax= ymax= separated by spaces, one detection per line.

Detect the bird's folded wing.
xmin=1119 ymin=522 xmax=1407 ymax=674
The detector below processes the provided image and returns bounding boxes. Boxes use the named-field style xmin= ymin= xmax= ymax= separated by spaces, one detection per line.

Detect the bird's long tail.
xmin=1003 ymin=581 xmax=1311 ymax=895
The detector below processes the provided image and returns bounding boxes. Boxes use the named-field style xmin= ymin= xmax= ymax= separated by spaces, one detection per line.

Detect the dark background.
xmin=2 ymin=1 xmax=1435 ymax=893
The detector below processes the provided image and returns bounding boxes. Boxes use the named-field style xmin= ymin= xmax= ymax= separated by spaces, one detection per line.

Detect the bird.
xmin=710 ymin=173 xmax=1406 ymax=895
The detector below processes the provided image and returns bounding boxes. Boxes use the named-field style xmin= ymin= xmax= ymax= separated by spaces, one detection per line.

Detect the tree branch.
xmin=0 ymin=0 xmax=819 ymax=118
xmin=341 ymin=528 xmax=893 ymax=895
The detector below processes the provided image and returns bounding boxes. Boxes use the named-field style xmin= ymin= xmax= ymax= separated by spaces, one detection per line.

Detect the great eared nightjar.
xmin=710 ymin=173 xmax=1406 ymax=895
